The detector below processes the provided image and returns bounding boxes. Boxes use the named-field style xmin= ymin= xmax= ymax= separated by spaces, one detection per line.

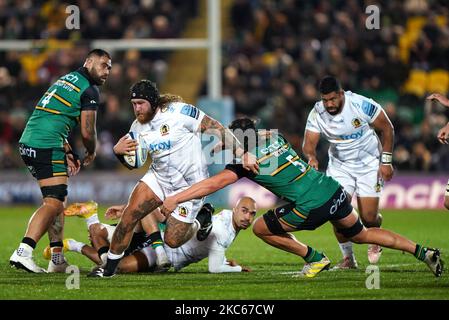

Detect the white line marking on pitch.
xmin=276 ymin=263 xmax=421 ymax=275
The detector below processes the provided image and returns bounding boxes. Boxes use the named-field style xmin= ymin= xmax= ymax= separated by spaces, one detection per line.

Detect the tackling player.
xmin=54 ymin=198 xmax=255 ymax=274
xmin=426 ymin=92 xmax=449 ymax=210
xmin=303 ymin=76 xmax=394 ymax=268
xmin=161 ymin=118 xmax=444 ymax=278
xmin=91 ymin=80 xmax=258 ymax=277
xmin=9 ymin=49 xmax=112 ymax=273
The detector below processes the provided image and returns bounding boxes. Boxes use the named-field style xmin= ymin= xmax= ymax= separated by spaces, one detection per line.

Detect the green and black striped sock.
xmin=149 ymin=231 xmax=164 ymax=249
xmin=414 ymin=244 xmax=428 ymax=261
xmin=304 ymin=246 xmax=324 ymax=263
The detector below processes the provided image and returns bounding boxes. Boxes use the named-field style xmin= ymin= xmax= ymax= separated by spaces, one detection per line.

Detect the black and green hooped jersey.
xmin=225 ymin=132 xmax=340 ymax=215
xmin=20 ymin=67 xmax=100 ymax=148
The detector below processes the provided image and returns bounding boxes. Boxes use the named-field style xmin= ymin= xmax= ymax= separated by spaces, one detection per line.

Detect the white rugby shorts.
xmin=140 ymin=169 xmax=204 ymax=223
xmin=326 ymin=164 xmax=382 ymax=198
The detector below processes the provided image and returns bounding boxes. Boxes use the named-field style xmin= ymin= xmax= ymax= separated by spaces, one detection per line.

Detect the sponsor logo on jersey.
xmin=19 ymin=145 xmax=37 ymax=158
xmin=61 ymin=73 xmax=79 ymax=83
xmin=272 ymin=146 xmax=288 ymax=157
xmin=261 ymin=141 xmax=282 ymax=154
xmin=352 ymin=118 xmax=362 ymax=128
xmin=160 ymin=124 xmax=170 ymax=136
xmin=178 ymin=206 xmax=188 ymax=217
xmin=148 ymin=140 xmax=171 ymax=153
xmin=339 ymin=129 xmax=364 ymax=140
xmin=329 ymin=190 xmax=347 ymax=215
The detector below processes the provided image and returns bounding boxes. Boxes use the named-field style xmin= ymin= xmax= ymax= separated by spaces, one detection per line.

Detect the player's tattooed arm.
xmin=200 ymin=115 xmax=259 ymax=174
xmin=200 ymin=115 xmax=244 ymax=156
xmin=80 ymin=110 xmax=97 ymax=166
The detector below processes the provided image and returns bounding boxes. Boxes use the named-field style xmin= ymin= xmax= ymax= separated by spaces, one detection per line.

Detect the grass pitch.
xmin=0 ymin=206 xmax=448 ymax=300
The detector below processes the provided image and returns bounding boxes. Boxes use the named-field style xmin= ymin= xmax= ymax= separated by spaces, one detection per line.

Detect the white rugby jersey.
xmin=130 ymin=102 xmax=209 ymax=194
xmin=165 ymin=209 xmax=242 ymax=273
xmin=305 ymin=91 xmax=383 ymax=169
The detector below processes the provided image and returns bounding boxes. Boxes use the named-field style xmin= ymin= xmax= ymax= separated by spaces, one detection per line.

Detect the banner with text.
xmin=0 ymin=173 xmax=447 ymax=209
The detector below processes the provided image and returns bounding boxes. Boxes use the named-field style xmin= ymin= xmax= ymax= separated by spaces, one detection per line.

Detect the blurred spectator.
xmin=0 ymin=0 xmax=198 ymax=170
xmin=218 ymin=0 xmax=449 ymax=173
xmin=2 ymin=0 xmax=449 ymax=174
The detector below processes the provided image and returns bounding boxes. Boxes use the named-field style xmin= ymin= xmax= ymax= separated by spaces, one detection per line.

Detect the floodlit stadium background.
xmin=1 ymin=0 xmax=449 ymax=210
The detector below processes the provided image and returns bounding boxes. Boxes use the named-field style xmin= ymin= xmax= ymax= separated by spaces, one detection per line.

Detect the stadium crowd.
xmin=1 ymin=0 xmax=449 ymax=172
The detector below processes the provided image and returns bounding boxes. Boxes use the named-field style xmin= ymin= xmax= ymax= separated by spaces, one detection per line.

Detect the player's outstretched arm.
xmin=80 ymin=110 xmax=97 ymax=166
xmin=426 ymin=93 xmax=449 ymax=107
xmin=105 ymin=205 xmax=126 ymax=219
xmin=160 ymin=169 xmax=239 ymax=216
xmin=208 ymin=250 xmax=248 ymax=273
xmin=200 ymin=115 xmax=259 ymax=174
xmin=302 ymin=129 xmax=320 ymax=170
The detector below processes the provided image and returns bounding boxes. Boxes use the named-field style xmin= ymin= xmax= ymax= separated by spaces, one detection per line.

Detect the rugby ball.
xmin=123 ymin=131 xmax=148 ymax=169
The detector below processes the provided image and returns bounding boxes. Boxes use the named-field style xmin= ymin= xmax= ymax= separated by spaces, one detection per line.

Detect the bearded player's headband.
xmin=130 ymin=80 xmax=160 ymax=110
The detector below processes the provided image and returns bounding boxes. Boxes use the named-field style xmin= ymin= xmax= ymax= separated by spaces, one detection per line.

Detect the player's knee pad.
xmin=262 ymin=209 xmax=287 ymax=235
xmin=336 ymin=218 xmax=364 ymax=238
xmin=40 ymin=184 xmax=67 ymax=202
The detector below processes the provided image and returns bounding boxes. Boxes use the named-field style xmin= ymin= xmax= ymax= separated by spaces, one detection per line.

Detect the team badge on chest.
xmin=160 ymin=124 xmax=170 ymax=136
xmin=352 ymin=118 xmax=362 ymax=128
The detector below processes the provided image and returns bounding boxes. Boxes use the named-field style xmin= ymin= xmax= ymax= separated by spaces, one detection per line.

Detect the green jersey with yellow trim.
xmin=225 ymin=132 xmax=340 ymax=215
xmin=20 ymin=67 xmax=100 ymax=148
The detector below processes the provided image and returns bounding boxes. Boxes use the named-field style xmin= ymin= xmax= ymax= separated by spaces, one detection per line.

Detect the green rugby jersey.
xmin=20 ymin=67 xmax=100 ymax=148
xmin=225 ymin=132 xmax=340 ymax=214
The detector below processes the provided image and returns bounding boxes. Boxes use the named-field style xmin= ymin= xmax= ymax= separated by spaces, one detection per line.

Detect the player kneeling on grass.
xmin=43 ymin=200 xmax=171 ymax=272
xmin=45 ymin=198 xmax=255 ymax=273
xmin=161 ymin=118 xmax=444 ymax=278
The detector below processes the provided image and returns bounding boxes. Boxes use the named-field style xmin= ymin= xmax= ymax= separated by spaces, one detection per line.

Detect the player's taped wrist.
xmin=381 ymin=152 xmax=392 ymax=165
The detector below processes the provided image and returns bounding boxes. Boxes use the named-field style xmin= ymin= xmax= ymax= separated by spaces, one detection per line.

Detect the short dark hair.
xmin=229 ymin=118 xmax=257 ymax=152
xmin=130 ymin=80 xmax=160 ymax=110
xmin=87 ymin=48 xmax=111 ymax=59
xmin=319 ymin=76 xmax=341 ymax=94
xmin=229 ymin=118 xmax=256 ymax=132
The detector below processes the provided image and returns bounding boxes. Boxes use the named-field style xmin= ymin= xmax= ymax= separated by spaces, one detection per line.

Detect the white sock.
xmin=339 ymin=241 xmax=354 ymax=258
xmin=155 ymin=245 xmax=166 ymax=258
xmin=193 ymin=219 xmax=200 ymax=232
xmin=107 ymin=251 xmax=124 ymax=260
xmin=51 ymin=248 xmax=65 ymax=265
xmin=67 ymin=239 xmax=86 ymax=254
xmin=86 ymin=214 xmax=100 ymax=228
xmin=17 ymin=243 xmax=33 ymax=257
xmin=100 ymin=253 xmax=107 ymax=266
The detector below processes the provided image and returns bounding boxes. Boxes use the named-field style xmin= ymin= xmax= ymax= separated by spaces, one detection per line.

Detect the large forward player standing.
xmin=302 ymin=76 xmax=394 ymax=268
xmin=9 ymin=49 xmax=112 ymax=273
